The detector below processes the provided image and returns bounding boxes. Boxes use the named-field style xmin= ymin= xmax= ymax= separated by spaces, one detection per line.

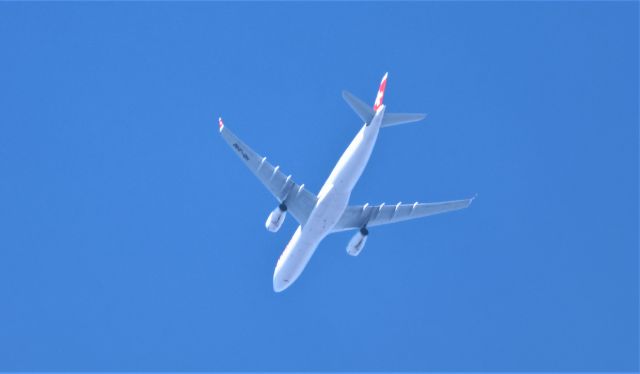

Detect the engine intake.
xmin=265 ymin=203 xmax=287 ymax=232
xmin=346 ymin=227 xmax=369 ymax=256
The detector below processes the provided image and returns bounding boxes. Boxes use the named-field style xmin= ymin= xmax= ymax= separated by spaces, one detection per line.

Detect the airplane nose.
xmin=272 ymin=269 xmax=291 ymax=293
xmin=273 ymin=279 xmax=286 ymax=293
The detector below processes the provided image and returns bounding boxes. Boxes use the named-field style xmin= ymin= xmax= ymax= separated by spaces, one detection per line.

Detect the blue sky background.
xmin=0 ymin=2 xmax=637 ymax=371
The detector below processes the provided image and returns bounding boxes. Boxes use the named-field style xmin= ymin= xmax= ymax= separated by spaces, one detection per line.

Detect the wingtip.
xmin=470 ymin=193 xmax=478 ymax=203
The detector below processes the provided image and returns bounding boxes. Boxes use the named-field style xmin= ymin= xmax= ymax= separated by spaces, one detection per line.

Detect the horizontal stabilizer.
xmin=343 ymin=90 xmax=426 ymax=128
xmin=342 ymin=90 xmax=374 ymax=124
xmin=381 ymin=112 xmax=426 ymax=128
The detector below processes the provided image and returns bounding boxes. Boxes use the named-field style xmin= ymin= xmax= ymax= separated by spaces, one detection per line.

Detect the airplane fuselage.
xmin=219 ymin=73 xmax=472 ymax=292
xmin=272 ymin=106 xmax=386 ymax=292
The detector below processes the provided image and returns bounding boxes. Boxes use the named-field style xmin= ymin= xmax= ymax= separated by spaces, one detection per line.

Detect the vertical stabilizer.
xmin=373 ymin=72 xmax=388 ymax=111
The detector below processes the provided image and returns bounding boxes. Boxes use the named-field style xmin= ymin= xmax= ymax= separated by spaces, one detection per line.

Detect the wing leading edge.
xmin=332 ymin=197 xmax=475 ymax=232
xmin=218 ymin=118 xmax=317 ymax=225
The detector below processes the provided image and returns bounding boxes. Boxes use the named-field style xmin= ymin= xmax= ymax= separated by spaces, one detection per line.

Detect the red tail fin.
xmin=373 ymin=72 xmax=388 ymax=111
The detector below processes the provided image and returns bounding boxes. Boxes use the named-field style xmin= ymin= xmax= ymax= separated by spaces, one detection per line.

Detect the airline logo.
xmin=218 ymin=117 xmax=224 ymax=131
xmin=373 ymin=72 xmax=388 ymax=111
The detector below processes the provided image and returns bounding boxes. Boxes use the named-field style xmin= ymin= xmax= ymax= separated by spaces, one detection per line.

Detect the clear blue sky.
xmin=0 ymin=2 xmax=637 ymax=371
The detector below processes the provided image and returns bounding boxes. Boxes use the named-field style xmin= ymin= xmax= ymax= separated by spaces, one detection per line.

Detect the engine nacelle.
xmin=265 ymin=203 xmax=287 ymax=232
xmin=346 ymin=227 xmax=369 ymax=256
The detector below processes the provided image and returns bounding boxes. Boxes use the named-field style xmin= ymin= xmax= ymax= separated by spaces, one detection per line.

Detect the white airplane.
xmin=219 ymin=73 xmax=474 ymax=292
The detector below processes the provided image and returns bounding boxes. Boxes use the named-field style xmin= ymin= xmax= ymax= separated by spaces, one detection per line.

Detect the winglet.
xmin=218 ymin=117 xmax=224 ymax=132
xmin=373 ymin=72 xmax=388 ymax=111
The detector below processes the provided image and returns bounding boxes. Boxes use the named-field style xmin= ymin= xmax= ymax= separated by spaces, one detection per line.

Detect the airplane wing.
xmin=218 ymin=118 xmax=318 ymax=225
xmin=332 ymin=197 xmax=475 ymax=232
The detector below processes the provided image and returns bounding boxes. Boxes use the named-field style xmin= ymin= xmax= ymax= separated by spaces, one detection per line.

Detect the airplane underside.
xmin=219 ymin=73 xmax=474 ymax=292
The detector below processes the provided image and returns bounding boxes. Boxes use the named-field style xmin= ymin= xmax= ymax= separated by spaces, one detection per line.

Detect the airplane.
xmin=219 ymin=73 xmax=474 ymax=292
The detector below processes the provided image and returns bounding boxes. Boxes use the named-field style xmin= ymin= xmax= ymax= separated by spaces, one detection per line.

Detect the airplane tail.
xmin=342 ymin=73 xmax=426 ymax=128
xmin=373 ymin=72 xmax=388 ymax=112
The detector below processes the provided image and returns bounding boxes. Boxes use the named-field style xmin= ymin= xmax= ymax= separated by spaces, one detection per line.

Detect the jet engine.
xmin=265 ymin=203 xmax=287 ymax=232
xmin=346 ymin=227 xmax=369 ymax=256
